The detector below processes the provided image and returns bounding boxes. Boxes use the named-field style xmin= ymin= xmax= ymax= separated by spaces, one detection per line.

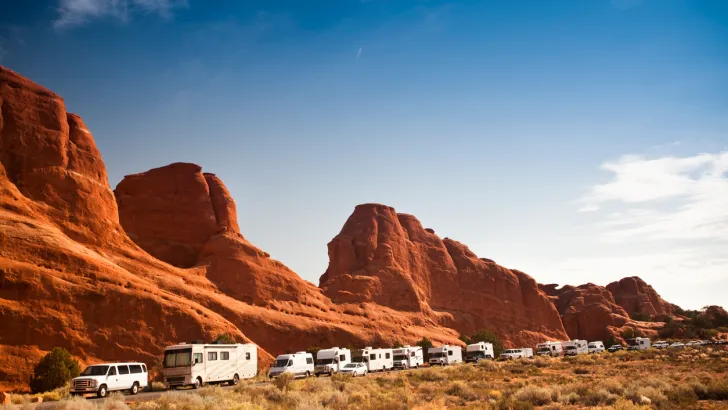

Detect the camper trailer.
xmin=162 ymin=342 xmax=257 ymax=389
xmin=268 ymin=352 xmax=314 ymax=379
xmin=627 ymin=337 xmax=652 ymax=351
xmin=428 ymin=345 xmax=463 ymax=366
xmin=392 ymin=346 xmax=424 ymax=370
xmin=464 ymin=342 xmax=494 ymax=363
xmin=562 ymin=340 xmax=588 ymax=356
xmin=588 ymin=341 xmax=605 ymax=354
xmin=536 ymin=341 xmax=563 ymax=357
xmin=314 ymin=347 xmax=351 ymax=376
xmin=352 ymin=347 xmax=394 ymax=372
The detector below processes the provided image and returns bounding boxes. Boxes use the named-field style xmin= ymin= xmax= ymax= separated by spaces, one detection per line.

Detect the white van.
xmin=428 ymin=345 xmax=463 ymax=366
xmin=464 ymin=342 xmax=494 ymax=363
xmin=353 ymin=347 xmax=393 ymax=372
xmin=315 ymin=347 xmax=351 ymax=376
xmin=162 ymin=342 xmax=257 ymax=389
xmin=70 ymin=363 xmax=148 ymax=398
xmin=536 ymin=341 xmax=563 ymax=357
xmin=587 ymin=341 xmax=605 ymax=353
xmin=653 ymin=341 xmax=669 ymax=349
xmin=268 ymin=352 xmax=314 ymax=379
xmin=562 ymin=340 xmax=588 ymax=356
xmin=393 ymin=345 xmax=423 ymax=369
xmin=627 ymin=337 xmax=651 ymax=351
xmin=499 ymin=348 xmax=533 ymax=360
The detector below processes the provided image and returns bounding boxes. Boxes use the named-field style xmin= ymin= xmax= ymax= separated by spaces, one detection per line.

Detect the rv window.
xmin=129 ymin=365 xmax=142 ymax=374
xmin=306 ymin=358 xmax=313 ymax=364
xmin=386 ymin=353 xmax=391 ymax=359
xmin=339 ymin=354 xmax=345 ymax=361
xmin=208 ymin=352 xmax=218 ymax=361
xmin=193 ymin=353 xmax=203 ymax=364
xmin=108 ymin=367 xmax=117 ymax=376
xmin=369 ymin=354 xmax=376 ymax=360
xmin=118 ymin=366 xmax=130 ymax=375
xmin=221 ymin=352 xmax=230 ymax=360
xmin=410 ymin=352 xmax=415 ymax=357
xmin=448 ymin=351 xmax=453 ymax=356
xmin=246 ymin=352 xmax=251 ymax=360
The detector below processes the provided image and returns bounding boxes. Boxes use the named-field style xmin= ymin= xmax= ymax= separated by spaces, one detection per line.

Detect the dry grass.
xmin=12 ymin=347 xmax=728 ymax=409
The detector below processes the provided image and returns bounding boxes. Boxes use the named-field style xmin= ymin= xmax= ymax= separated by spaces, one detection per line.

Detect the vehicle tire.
xmin=315 ymin=373 xmax=320 ymax=378
xmin=305 ymin=371 xmax=311 ymax=378
xmin=193 ymin=377 xmax=202 ymax=389
xmin=130 ymin=382 xmax=139 ymax=395
xmin=363 ymin=371 xmax=367 ymax=377
xmin=231 ymin=374 xmax=240 ymax=386
xmin=97 ymin=385 xmax=108 ymax=398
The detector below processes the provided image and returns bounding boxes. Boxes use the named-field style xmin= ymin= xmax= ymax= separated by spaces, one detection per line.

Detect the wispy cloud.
xmin=356 ymin=47 xmax=363 ymax=59
xmin=580 ymin=151 xmax=728 ymax=242
xmin=54 ymin=0 xmax=188 ymax=29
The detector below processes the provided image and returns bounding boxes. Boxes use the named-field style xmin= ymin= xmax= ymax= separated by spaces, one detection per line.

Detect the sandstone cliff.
xmin=320 ymin=203 xmax=569 ymax=346
xmin=607 ymin=276 xmax=675 ymax=319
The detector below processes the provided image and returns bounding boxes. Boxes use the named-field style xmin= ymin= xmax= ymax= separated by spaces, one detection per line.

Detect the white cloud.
xmin=577 ymin=204 xmax=599 ymax=213
xmin=54 ymin=0 xmax=188 ymax=29
xmin=581 ymin=151 xmax=728 ymax=241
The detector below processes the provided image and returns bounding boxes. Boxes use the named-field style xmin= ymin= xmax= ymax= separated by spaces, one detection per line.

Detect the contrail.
xmin=356 ymin=47 xmax=362 ymax=59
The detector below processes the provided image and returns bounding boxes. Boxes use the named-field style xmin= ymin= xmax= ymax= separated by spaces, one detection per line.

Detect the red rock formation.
xmin=0 ymin=66 xmax=463 ymax=391
xmin=607 ymin=276 xmax=674 ymax=319
xmin=320 ymin=203 xmax=569 ymax=346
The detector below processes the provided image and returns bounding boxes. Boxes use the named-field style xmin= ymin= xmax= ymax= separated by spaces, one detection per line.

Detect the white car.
xmin=653 ymin=341 xmax=669 ymax=349
xmin=71 ymin=363 xmax=148 ymax=398
xmin=669 ymin=342 xmax=685 ymax=349
xmin=339 ymin=363 xmax=367 ymax=377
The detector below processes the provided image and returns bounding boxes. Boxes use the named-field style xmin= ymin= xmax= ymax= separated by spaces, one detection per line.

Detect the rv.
xmin=352 ymin=347 xmax=394 ymax=372
xmin=268 ymin=352 xmax=314 ymax=379
xmin=627 ymin=337 xmax=651 ymax=351
xmin=392 ymin=345 xmax=424 ymax=369
xmin=163 ymin=342 xmax=257 ymax=389
xmin=536 ymin=341 xmax=563 ymax=357
xmin=587 ymin=341 xmax=605 ymax=354
xmin=464 ymin=342 xmax=494 ymax=363
xmin=428 ymin=345 xmax=463 ymax=366
xmin=499 ymin=348 xmax=533 ymax=360
xmin=315 ymin=347 xmax=351 ymax=376
xmin=562 ymin=340 xmax=588 ymax=356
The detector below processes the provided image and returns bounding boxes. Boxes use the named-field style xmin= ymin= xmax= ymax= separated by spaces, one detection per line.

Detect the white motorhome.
xmin=499 ymin=348 xmax=533 ymax=360
xmin=163 ymin=342 xmax=257 ymax=389
xmin=627 ymin=337 xmax=651 ymax=351
xmin=393 ymin=345 xmax=424 ymax=369
xmin=315 ymin=347 xmax=351 ymax=376
xmin=588 ymin=341 xmax=605 ymax=354
xmin=352 ymin=347 xmax=393 ymax=372
xmin=464 ymin=342 xmax=494 ymax=363
xmin=536 ymin=341 xmax=563 ymax=357
xmin=428 ymin=345 xmax=463 ymax=366
xmin=71 ymin=363 xmax=148 ymax=398
xmin=268 ymin=352 xmax=314 ymax=379
xmin=562 ymin=340 xmax=588 ymax=356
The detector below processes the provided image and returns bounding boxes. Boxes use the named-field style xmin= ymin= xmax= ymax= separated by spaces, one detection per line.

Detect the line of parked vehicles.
xmin=68 ymin=337 xmax=727 ymax=398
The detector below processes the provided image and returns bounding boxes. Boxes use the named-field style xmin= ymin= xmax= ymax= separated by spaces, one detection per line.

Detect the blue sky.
xmin=1 ymin=0 xmax=727 ymax=309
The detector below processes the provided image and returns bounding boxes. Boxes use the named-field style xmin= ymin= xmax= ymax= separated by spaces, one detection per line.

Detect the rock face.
xmin=320 ymin=203 xmax=569 ymax=346
xmin=0 ymin=67 xmax=464 ymax=391
xmin=607 ymin=276 xmax=674 ymax=319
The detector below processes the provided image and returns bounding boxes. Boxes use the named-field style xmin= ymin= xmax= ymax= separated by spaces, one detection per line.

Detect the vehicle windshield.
xmin=80 ymin=365 xmax=109 ymax=376
xmin=164 ymin=348 xmax=192 ymax=368
xmin=565 ymin=346 xmax=576 ymax=350
xmin=466 ymin=351 xmax=485 ymax=358
xmin=393 ymin=355 xmax=406 ymax=361
xmin=588 ymin=344 xmax=597 ymax=348
xmin=316 ymin=359 xmax=334 ymax=365
xmin=430 ymin=352 xmax=446 ymax=358
xmin=273 ymin=359 xmax=291 ymax=368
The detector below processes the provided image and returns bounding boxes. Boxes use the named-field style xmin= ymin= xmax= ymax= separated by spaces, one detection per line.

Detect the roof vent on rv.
xmin=403 ymin=345 xmax=410 ymax=348
xmin=365 ymin=346 xmax=373 ymax=350
xmin=296 ymin=351 xmax=306 ymax=355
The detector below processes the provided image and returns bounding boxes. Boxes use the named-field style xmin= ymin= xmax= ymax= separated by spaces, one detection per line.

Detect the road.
xmin=34 ymin=383 xmax=263 ymax=409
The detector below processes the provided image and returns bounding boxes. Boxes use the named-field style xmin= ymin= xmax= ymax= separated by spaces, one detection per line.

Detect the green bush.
xmin=29 ymin=347 xmax=80 ymax=394
xmin=459 ymin=329 xmax=505 ymax=357
xmin=213 ymin=333 xmax=236 ymax=344
xmin=416 ymin=337 xmax=433 ymax=361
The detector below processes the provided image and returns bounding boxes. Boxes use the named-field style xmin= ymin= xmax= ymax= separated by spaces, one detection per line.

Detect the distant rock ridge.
xmin=606 ymin=276 xmax=675 ymax=318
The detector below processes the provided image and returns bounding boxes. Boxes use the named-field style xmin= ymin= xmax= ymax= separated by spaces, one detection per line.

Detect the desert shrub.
xmin=602 ymin=379 xmax=625 ymax=395
xmin=573 ymin=367 xmax=589 ymax=375
xmin=445 ymin=381 xmax=477 ymax=401
xmin=212 ymin=333 xmax=236 ymax=344
xmin=409 ymin=369 xmax=445 ymax=383
xmin=512 ymin=385 xmax=552 ymax=406
xmin=29 ymin=347 xmax=80 ymax=394
xmin=150 ymin=381 xmax=166 ymax=391
xmin=477 ymin=359 xmax=502 ymax=372
xmin=39 ymin=384 xmax=69 ymax=402
xmin=274 ymin=372 xmax=295 ymax=392
xmin=626 ymin=386 xmax=667 ymax=405
xmin=580 ymin=388 xmax=618 ymax=406
xmin=531 ymin=357 xmax=551 ymax=368
xmin=701 ymin=377 xmax=728 ymax=400
xmin=667 ymin=386 xmax=698 ymax=406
